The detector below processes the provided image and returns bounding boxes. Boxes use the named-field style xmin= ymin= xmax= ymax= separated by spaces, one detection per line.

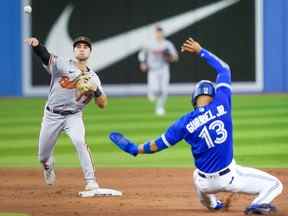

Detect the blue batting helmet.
xmin=192 ymin=80 xmax=215 ymax=107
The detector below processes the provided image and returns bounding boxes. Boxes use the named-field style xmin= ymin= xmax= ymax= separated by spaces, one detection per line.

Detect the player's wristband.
xmin=94 ymin=88 xmax=103 ymax=97
xmin=143 ymin=139 xmax=170 ymax=154
xmin=143 ymin=142 xmax=154 ymax=154
xmin=198 ymin=48 xmax=206 ymax=57
xmin=33 ymin=43 xmax=50 ymax=66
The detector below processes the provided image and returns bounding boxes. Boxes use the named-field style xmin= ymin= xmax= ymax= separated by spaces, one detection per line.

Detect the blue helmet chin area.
xmin=192 ymin=80 xmax=215 ymax=107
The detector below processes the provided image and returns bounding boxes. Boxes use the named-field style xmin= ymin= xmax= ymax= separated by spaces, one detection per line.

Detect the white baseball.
xmin=24 ymin=5 xmax=32 ymax=14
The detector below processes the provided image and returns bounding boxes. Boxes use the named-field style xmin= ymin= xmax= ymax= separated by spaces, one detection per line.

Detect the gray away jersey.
xmin=139 ymin=39 xmax=177 ymax=70
xmin=45 ymin=55 xmax=104 ymax=111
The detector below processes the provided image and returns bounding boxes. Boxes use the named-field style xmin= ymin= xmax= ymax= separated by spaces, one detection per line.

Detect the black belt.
xmin=46 ymin=106 xmax=78 ymax=116
xmin=198 ymin=168 xmax=231 ymax=178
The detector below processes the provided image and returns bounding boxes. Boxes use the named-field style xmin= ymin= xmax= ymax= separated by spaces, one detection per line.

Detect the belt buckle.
xmin=61 ymin=110 xmax=74 ymax=115
xmin=60 ymin=110 xmax=68 ymax=115
xmin=47 ymin=106 xmax=68 ymax=115
xmin=208 ymin=174 xmax=218 ymax=179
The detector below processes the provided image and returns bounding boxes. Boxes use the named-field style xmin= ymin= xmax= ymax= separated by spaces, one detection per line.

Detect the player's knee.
xmin=71 ymin=137 xmax=85 ymax=146
xmin=71 ymin=137 xmax=86 ymax=149
xmin=274 ymin=178 xmax=283 ymax=196
xmin=266 ymin=176 xmax=283 ymax=197
xmin=192 ymin=170 xmax=198 ymax=182
xmin=155 ymin=90 xmax=161 ymax=97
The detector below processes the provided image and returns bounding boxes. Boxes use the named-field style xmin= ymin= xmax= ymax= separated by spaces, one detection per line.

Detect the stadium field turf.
xmin=0 ymin=94 xmax=287 ymax=168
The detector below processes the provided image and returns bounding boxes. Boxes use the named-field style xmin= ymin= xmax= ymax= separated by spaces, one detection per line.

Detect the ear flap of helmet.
xmin=191 ymin=80 xmax=215 ymax=107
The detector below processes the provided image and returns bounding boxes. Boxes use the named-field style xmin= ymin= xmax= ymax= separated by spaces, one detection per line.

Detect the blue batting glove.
xmin=109 ymin=132 xmax=139 ymax=156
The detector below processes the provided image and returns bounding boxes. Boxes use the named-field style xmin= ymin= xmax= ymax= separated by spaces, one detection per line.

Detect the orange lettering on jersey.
xmin=59 ymin=76 xmax=77 ymax=89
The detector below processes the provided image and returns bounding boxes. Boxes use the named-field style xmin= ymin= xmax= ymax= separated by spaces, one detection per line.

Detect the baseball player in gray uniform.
xmin=138 ymin=26 xmax=178 ymax=116
xmin=25 ymin=36 xmax=106 ymax=192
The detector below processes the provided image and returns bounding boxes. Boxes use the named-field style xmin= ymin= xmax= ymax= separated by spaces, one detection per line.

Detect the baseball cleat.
xmin=42 ymin=160 xmax=56 ymax=186
xmin=79 ymin=188 xmax=122 ymax=197
xmin=85 ymin=180 xmax=99 ymax=191
xmin=244 ymin=203 xmax=277 ymax=215
xmin=208 ymin=200 xmax=225 ymax=211
xmin=155 ymin=107 xmax=166 ymax=116
xmin=213 ymin=200 xmax=225 ymax=210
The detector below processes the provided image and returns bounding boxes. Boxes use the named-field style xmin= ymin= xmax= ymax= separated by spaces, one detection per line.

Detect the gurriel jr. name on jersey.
xmin=186 ymin=105 xmax=227 ymax=133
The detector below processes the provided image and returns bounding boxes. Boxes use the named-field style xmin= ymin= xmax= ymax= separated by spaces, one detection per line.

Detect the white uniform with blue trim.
xmin=154 ymin=49 xmax=283 ymax=208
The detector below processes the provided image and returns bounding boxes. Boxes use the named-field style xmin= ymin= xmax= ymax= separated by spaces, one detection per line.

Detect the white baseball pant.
xmin=193 ymin=160 xmax=283 ymax=209
xmin=147 ymin=66 xmax=170 ymax=111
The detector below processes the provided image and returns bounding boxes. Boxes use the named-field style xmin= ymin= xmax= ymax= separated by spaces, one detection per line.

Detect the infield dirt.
xmin=0 ymin=168 xmax=287 ymax=216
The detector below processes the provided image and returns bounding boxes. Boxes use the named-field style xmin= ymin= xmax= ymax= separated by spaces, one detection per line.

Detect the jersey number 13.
xmin=199 ymin=120 xmax=227 ymax=148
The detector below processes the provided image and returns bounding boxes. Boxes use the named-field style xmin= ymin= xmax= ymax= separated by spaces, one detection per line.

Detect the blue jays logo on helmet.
xmin=192 ymin=80 xmax=215 ymax=107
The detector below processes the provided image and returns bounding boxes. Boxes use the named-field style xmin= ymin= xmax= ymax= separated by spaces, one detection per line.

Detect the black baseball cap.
xmin=155 ymin=25 xmax=163 ymax=32
xmin=73 ymin=36 xmax=92 ymax=50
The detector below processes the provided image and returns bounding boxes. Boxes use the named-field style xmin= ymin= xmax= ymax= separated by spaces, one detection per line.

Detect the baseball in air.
xmin=24 ymin=5 xmax=32 ymax=14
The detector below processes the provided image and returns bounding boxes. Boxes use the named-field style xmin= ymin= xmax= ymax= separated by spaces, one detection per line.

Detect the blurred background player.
xmin=25 ymin=36 xmax=107 ymax=192
xmin=138 ymin=26 xmax=178 ymax=116
xmin=110 ymin=38 xmax=283 ymax=215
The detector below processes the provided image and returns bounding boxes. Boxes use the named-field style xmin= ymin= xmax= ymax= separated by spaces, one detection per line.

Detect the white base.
xmin=79 ymin=188 xmax=122 ymax=197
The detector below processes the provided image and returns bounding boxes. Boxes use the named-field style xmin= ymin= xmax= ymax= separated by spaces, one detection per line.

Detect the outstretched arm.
xmin=24 ymin=37 xmax=51 ymax=66
xmin=181 ymin=37 xmax=232 ymax=103
xmin=109 ymin=133 xmax=171 ymax=156
xmin=181 ymin=38 xmax=231 ymax=86
xmin=109 ymin=118 xmax=184 ymax=156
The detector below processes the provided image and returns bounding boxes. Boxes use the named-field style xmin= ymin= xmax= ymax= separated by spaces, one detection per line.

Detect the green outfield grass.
xmin=0 ymin=94 xmax=287 ymax=168
xmin=0 ymin=214 xmax=30 ymax=216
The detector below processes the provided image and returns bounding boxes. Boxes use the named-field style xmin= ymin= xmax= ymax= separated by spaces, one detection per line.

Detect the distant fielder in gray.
xmin=138 ymin=26 xmax=178 ymax=116
xmin=25 ymin=36 xmax=106 ymax=192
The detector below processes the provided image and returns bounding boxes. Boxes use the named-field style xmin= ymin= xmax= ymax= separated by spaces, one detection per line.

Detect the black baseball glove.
xmin=162 ymin=49 xmax=173 ymax=63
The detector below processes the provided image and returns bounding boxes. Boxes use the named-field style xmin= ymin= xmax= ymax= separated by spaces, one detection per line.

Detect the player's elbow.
xmin=219 ymin=64 xmax=231 ymax=77
xmin=226 ymin=66 xmax=232 ymax=78
xmin=226 ymin=64 xmax=231 ymax=73
xmin=224 ymin=66 xmax=231 ymax=74
xmin=223 ymin=62 xmax=231 ymax=72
